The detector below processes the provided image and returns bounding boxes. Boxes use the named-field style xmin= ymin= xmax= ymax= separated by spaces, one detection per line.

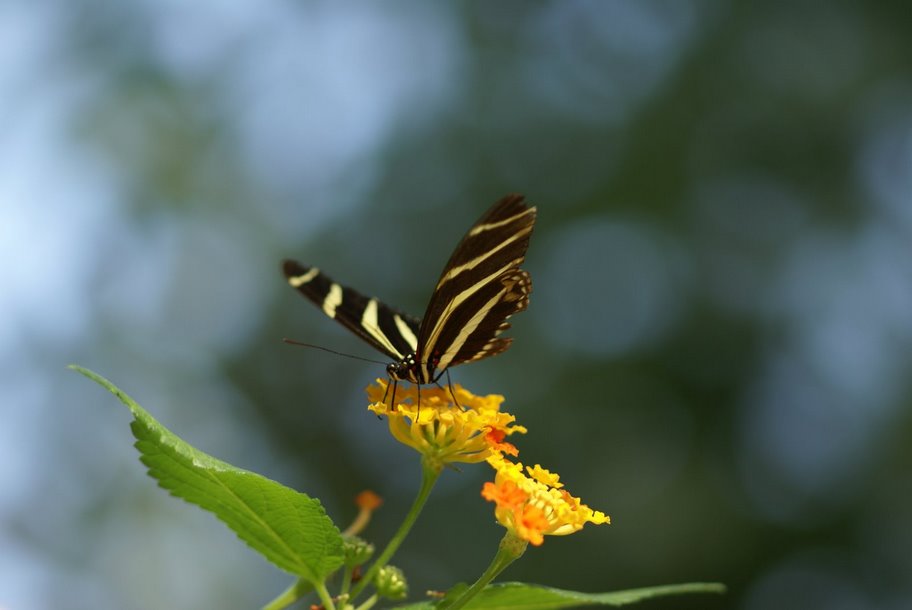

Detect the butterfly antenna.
xmin=282 ymin=338 xmax=388 ymax=366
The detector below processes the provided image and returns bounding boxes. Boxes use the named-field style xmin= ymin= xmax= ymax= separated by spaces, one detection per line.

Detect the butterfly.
xmin=282 ymin=193 xmax=536 ymax=395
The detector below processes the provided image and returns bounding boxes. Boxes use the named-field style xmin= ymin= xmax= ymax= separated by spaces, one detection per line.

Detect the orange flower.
xmin=343 ymin=490 xmax=384 ymax=537
xmin=483 ymin=455 xmax=609 ymax=546
xmin=355 ymin=490 xmax=383 ymax=511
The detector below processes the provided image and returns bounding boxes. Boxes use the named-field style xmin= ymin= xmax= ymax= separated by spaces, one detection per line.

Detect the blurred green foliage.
xmin=5 ymin=2 xmax=912 ymax=609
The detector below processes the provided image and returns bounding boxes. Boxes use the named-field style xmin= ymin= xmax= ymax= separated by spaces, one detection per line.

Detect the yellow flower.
xmin=366 ymin=380 xmax=526 ymax=467
xmin=482 ymin=455 xmax=609 ymax=546
xmin=526 ymin=464 xmax=562 ymax=488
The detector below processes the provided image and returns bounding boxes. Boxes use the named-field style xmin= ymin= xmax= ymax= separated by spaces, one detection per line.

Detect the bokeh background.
xmin=3 ymin=2 xmax=912 ymax=609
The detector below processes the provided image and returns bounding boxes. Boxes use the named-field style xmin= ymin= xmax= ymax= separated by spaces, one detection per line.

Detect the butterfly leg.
xmin=385 ymin=378 xmax=399 ymax=412
xmin=443 ymin=369 xmax=462 ymax=409
xmin=416 ymin=383 xmax=422 ymax=420
xmin=433 ymin=379 xmax=462 ymax=410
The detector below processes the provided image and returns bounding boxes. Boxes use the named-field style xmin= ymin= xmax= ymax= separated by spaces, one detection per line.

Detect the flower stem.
xmin=352 ymin=593 xmax=379 ymax=610
xmin=314 ymin=582 xmax=337 ymax=610
xmin=350 ymin=458 xmax=441 ymax=600
xmin=339 ymin=565 xmax=354 ymax=598
xmin=261 ymin=578 xmax=312 ymax=610
xmin=444 ymin=532 xmax=528 ymax=610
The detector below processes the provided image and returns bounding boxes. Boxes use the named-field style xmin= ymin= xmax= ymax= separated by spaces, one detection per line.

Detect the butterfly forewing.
xmin=282 ymin=260 xmax=420 ymax=361
xmin=283 ymin=193 xmax=536 ymax=386
xmin=415 ymin=194 xmax=536 ymax=381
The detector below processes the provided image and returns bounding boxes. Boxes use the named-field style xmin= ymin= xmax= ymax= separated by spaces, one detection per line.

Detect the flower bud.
xmin=375 ymin=565 xmax=408 ymax=600
xmin=342 ymin=536 xmax=375 ymax=568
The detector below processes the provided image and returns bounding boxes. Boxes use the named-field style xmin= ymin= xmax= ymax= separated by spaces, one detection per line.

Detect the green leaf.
xmin=395 ymin=582 xmax=726 ymax=610
xmin=72 ymin=365 xmax=344 ymax=583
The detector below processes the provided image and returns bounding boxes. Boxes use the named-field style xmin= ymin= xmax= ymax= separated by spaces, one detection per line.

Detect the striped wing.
xmin=415 ymin=194 xmax=536 ymax=379
xmin=282 ymin=260 xmax=421 ymax=361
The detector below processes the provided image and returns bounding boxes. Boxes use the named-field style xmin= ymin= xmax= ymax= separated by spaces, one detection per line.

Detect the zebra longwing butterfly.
xmin=282 ymin=194 xmax=536 ymax=387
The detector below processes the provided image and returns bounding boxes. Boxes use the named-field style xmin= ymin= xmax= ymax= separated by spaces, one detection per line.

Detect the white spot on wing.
xmin=289 ymin=267 xmax=320 ymax=287
xmin=468 ymin=207 xmax=535 ymax=236
xmin=361 ymin=299 xmax=402 ymax=358
xmin=395 ymin=315 xmax=418 ymax=351
xmin=323 ymin=283 xmax=343 ymax=318
xmin=362 ymin=298 xmax=379 ymax=331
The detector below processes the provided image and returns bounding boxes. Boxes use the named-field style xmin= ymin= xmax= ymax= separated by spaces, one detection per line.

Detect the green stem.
xmin=314 ymin=581 xmax=337 ymax=610
xmin=339 ymin=565 xmax=354 ymax=599
xmin=262 ymin=578 xmax=313 ymax=610
xmin=350 ymin=458 xmax=442 ymax=600
xmin=352 ymin=593 xmax=379 ymax=610
xmin=445 ymin=532 xmax=528 ymax=610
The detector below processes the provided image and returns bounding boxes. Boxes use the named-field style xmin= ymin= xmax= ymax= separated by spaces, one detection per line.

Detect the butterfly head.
xmin=386 ymin=352 xmax=424 ymax=384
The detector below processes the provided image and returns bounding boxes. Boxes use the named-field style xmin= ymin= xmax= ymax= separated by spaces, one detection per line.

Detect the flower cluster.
xmin=367 ymin=380 xmax=526 ymax=467
xmin=366 ymin=379 xmax=608 ymax=546
xmin=483 ymin=455 xmax=609 ymax=546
